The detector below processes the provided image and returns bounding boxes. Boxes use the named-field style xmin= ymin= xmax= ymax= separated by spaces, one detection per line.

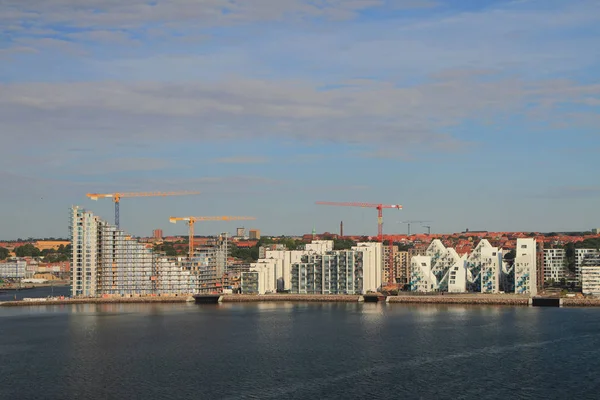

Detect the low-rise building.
xmin=0 ymin=260 xmax=27 ymax=278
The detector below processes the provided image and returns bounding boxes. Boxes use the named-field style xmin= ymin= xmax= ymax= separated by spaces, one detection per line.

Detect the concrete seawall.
xmin=221 ymin=294 xmax=362 ymax=303
xmin=4 ymin=294 xmax=600 ymax=307
xmin=387 ymin=295 xmax=529 ymax=306
xmin=0 ymin=296 xmax=189 ymax=307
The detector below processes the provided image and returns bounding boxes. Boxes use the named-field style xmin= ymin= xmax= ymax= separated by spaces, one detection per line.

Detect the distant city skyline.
xmin=1 ymin=0 xmax=599 ymax=238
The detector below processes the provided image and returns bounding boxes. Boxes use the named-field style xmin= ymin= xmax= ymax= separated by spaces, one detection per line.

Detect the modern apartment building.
xmin=242 ymin=240 xmax=382 ymax=294
xmin=70 ymin=206 xmax=199 ymax=297
xmin=543 ymin=248 xmax=566 ymax=282
xmin=576 ymin=249 xmax=597 ymax=281
xmin=514 ymin=238 xmax=537 ymax=295
xmin=581 ymin=252 xmax=600 ymax=295
xmin=0 ymin=260 xmax=27 ymax=278
xmin=291 ymin=251 xmax=362 ymax=294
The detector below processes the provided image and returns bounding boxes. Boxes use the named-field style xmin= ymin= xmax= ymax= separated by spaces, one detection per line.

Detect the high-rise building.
xmin=249 ymin=229 xmax=260 ymax=240
xmin=514 ymin=238 xmax=537 ymax=295
xmin=236 ymin=227 xmax=246 ymax=238
xmin=153 ymin=229 xmax=163 ymax=239
xmin=70 ymin=206 xmax=197 ymax=297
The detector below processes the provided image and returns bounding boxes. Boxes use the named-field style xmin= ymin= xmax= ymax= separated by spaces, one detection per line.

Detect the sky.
xmin=1 ymin=0 xmax=599 ymax=239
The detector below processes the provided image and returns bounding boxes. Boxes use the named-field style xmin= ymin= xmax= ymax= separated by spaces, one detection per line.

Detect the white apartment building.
xmin=0 ymin=260 xmax=27 ymax=278
xmin=70 ymin=206 xmax=101 ymax=296
xmin=70 ymin=206 xmax=198 ymax=297
xmin=291 ymin=251 xmax=362 ymax=294
xmin=581 ymin=252 xmax=600 ymax=295
xmin=543 ymin=248 xmax=566 ymax=282
xmin=410 ymin=256 xmax=437 ymax=292
xmin=352 ymin=242 xmax=383 ymax=293
xmin=478 ymin=245 xmax=503 ymax=293
xmin=576 ymin=249 xmax=597 ymax=281
xmin=242 ymin=240 xmax=383 ymax=295
xmin=514 ymin=238 xmax=537 ymax=295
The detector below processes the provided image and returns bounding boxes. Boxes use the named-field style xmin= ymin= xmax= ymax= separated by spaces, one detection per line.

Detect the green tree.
xmin=333 ymin=238 xmax=356 ymax=250
xmin=0 ymin=247 xmax=9 ymax=260
xmin=15 ymin=244 xmax=41 ymax=257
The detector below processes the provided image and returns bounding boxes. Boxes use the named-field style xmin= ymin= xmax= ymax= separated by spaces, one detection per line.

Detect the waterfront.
xmin=1 ymin=303 xmax=600 ymax=399
xmin=0 ymin=285 xmax=70 ymax=301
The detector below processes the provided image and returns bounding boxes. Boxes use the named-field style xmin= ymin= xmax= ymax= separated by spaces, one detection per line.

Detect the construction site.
xmin=71 ymin=191 xmax=256 ymax=297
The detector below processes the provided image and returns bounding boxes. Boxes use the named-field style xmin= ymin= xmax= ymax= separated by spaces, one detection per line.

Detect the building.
xmin=236 ymin=227 xmax=246 ymax=238
xmin=242 ymin=240 xmax=383 ymax=295
xmin=581 ymin=252 xmax=600 ymax=295
xmin=153 ymin=229 xmax=163 ymax=240
xmin=0 ymin=260 xmax=27 ymax=278
xmin=249 ymin=229 xmax=260 ymax=240
xmin=395 ymin=251 xmax=410 ymax=286
xmin=576 ymin=249 xmax=597 ymax=281
xmin=70 ymin=206 xmax=199 ymax=297
xmin=352 ymin=242 xmax=382 ymax=293
xmin=291 ymin=251 xmax=362 ymax=294
xmin=514 ymin=238 xmax=537 ymax=295
xmin=409 ymin=239 xmax=507 ymax=294
xmin=543 ymin=248 xmax=566 ymax=282
xmin=410 ymin=256 xmax=436 ymax=292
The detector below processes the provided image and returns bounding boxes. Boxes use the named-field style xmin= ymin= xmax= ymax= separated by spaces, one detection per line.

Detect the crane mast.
xmin=86 ymin=191 xmax=200 ymax=229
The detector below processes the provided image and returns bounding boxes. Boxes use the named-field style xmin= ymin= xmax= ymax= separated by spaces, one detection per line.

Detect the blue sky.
xmin=1 ymin=0 xmax=599 ymax=239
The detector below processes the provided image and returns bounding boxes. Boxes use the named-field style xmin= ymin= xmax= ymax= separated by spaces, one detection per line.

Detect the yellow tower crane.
xmin=169 ymin=216 xmax=256 ymax=260
xmin=86 ymin=191 xmax=200 ymax=229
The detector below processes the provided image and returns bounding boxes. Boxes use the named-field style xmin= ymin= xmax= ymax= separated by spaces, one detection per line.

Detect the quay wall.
xmin=387 ymin=295 xmax=529 ymax=306
xmin=0 ymin=296 xmax=188 ymax=307
xmin=221 ymin=294 xmax=361 ymax=302
xmin=4 ymin=293 xmax=600 ymax=307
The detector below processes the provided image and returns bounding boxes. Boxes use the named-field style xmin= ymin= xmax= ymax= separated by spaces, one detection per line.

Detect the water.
xmin=1 ymin=303 xmax=599 ymax=400
xmin=0 ymin=285 xmax=71 ymax=301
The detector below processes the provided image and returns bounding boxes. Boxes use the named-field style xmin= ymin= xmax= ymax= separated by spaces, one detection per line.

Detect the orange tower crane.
xmin=169 ymin=216 xmax=256 ymax=259
xmin=315 ymin=201 xmax=402 ymax=286
xmin=86 ymin=191 xmax=200 ymax=229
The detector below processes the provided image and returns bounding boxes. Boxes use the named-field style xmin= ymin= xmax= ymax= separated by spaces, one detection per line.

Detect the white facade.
xmin=581 ymin=253 xmax=600 ymax=295
xmin=576 ymin=249 xmax=597 ymax=281
xmin=479 ymin=246 xmax=503 ymax=293
xmin=352 ymin=242 xmax=383 ymax=293
xmin=410 ymin=256 xmax=437 ymax=292
xmin=448 ymin=255 xmax=468 ymax=293
xmin=70 ymin=206 xmax=196 ymax=297
xmin=543 ymin=248 xmax=566 ymax=282
xmin=0 ymin=260 xmax=27 ymax=278
xmin=244 ymin=240 xmax=382 ymax=295
xmin=70 ymin=206 xmax=101 ymax=296
xmin=514 ymin=238 xmax=537 ymax=295
xmin=306 ymin=240 xmax=334 ymax=253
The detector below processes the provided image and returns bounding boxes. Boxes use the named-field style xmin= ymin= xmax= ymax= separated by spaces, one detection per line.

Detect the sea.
xmin=1 ymin=292 xmax=600 ymax=399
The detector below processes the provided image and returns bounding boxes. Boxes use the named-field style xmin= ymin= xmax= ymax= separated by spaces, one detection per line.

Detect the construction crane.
xmin=315 ymin=202 xmax=402 ymax=242
xmin=169 ymin=216 xmax=256 ymax=259
xmin=399 ymin=220 xmax=431 ymax=236
xmin=423 ymin=225 xmax=432 ymax=235
xmin=316 ymin=201 xmax=402 ymax=286
xmin=86 ymin=191 xmax=200 ymax=229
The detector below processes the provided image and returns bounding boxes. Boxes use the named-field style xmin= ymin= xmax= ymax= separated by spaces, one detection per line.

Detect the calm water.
xmin=0 ymin=285 xmax=71 ymax=301
xmin=1 ymin=302 xmax=599 ymax=400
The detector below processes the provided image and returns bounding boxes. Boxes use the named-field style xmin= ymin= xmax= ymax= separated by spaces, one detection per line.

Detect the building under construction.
xmin=70 ymin=206 xmax=205 ymax=297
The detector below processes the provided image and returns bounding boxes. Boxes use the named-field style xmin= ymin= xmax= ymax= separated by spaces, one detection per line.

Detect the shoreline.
xmin=2 ymin=293 xmax=600 ymax=307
